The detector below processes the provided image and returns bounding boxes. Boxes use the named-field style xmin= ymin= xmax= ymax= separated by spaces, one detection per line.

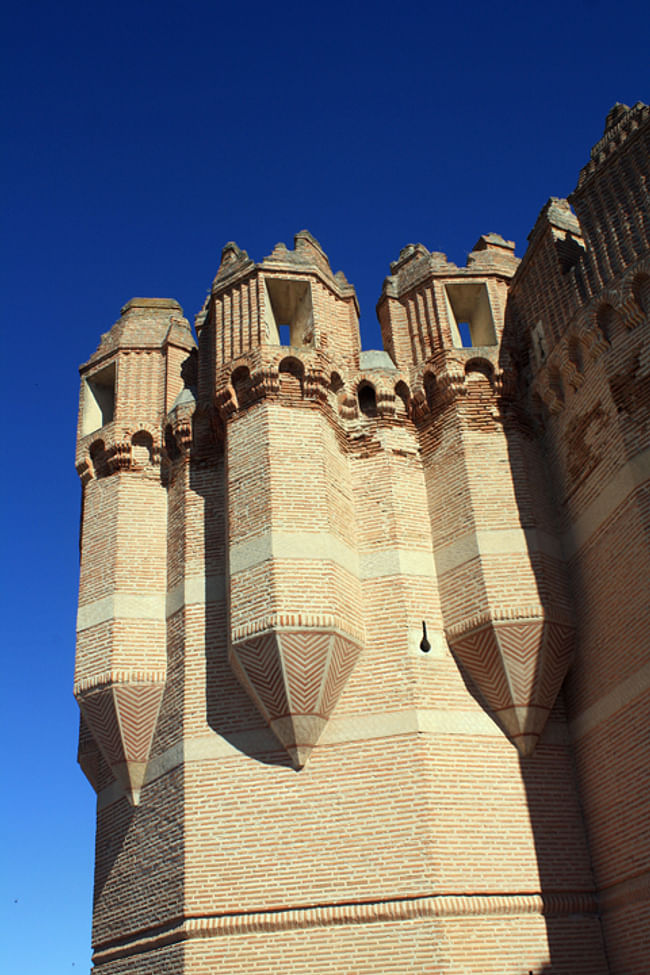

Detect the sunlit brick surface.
xmin=75 ymin=106 xmax=649 ymax=972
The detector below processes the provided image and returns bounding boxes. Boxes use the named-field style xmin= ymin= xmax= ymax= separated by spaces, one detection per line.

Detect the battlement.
xmin=194 ymin=232 xmax=361 ymax=381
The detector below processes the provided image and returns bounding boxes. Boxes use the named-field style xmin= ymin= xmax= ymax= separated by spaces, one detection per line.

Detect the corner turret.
xmin=74 ymin=298 xmax=196 ymax=804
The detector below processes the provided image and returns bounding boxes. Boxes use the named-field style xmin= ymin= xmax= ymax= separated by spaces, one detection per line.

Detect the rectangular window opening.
xmin=264 ymin=278 xmax=314 ymax=347
xmin=82 ymin=362 xmax=116 ymax=435
xmin=445 ymin=283 xmax=497 ymax=348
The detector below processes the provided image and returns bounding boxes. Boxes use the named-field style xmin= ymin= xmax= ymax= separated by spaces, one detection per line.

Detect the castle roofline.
xmin=378 ymin=235 xmax=518 ymax=306
xmin=80 ymin=297 xmax=195 ymax=372
xmin=120 ymin=297 xmax=183 ymax=314
xmin=573 ymin=101 xmax=649 ymax=192
xmin=207 ymin=231 xmax=360 ymax=318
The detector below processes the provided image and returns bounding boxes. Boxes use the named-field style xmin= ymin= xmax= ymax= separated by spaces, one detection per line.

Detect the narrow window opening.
xmin=395 ymin=381 xmax=410 ymax=416
xmin=445 ymin=283 xmax=497 ymax=348
xmin=278 ymin=357 xmax=304 ymax=399
xmin=424 ymin=373 xmax=437 ymax=411
xmin=264 ymin=278 xmax=314 ymax=348
xmin=597 ymin=303 xmax=623 ymax=344
xmin=83 ymin=362 xmax=116 ymax=435
xmin=358 ymin=383 xmax=377 ymax=417
xmin=132 ymin=430 xmax=153 ymax=468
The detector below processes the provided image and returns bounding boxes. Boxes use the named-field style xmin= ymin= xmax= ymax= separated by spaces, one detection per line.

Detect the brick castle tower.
xmin=74 ymin=103 xmax=650 ymax=973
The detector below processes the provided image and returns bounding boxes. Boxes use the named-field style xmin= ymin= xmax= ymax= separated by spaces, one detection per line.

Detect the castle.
xmin=74 ymin=102 xmax=650 ymax=973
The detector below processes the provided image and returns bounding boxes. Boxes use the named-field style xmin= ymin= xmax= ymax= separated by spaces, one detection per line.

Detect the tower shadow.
xmin=187 ymin=412 xmax=294 ymax=770
xmin=480 ymin=324 xmax=609 ymax=974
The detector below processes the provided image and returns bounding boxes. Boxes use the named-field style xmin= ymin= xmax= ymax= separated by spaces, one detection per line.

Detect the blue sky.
xmin=1 ymin=0 xmax=648 ymax=971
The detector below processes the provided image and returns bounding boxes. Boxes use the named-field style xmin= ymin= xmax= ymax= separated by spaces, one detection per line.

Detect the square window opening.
xmin=82 ymin=362 xmax=116 ymax=435
xmin=264 ymin=278 xmax=314 ymax=347
xmin=445 ymin=282 xmax=497 ymax=348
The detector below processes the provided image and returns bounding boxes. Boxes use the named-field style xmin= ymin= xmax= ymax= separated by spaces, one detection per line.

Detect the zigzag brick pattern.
xmin=319 ymin=633 xmax=362 ymax=716
xmin=280 ymin=630 xmax=331 ymax=714
xmin=114 ymin=683 xmax=165 ymax=763
xmin=494 ymin=621 xmax=544 ymax=702
xmin=231 ymin=628 xmax=363 ymax=762
xmin=78 ymin=686 xmax=125 ymax=766
xmin=448 ymin=624 xmax=510 ymax=711
xmin=77 ymin=681 xmax=165 ymax=786
xmin=537 ymin=622 xmax=575 ymax=706
xmin=449 ymin=617 xmax=577 ymax=750
xmin=233 ymin=633 xmax=285 ymax=718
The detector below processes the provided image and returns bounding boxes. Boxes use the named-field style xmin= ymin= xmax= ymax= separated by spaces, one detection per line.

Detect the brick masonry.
xmin=74 ymin=103 xmax=649 ymax=973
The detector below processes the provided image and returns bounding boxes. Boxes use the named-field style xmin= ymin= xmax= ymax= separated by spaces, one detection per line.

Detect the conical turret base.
xmin=230 ymin=628 xmax=362 ymax=767
xmin=270 ymin=714 xmax=330 ymax=769
xmin=76 ymin=679 xmax=165 ymax=805
xmin=447 ymin=615 xmax=574 ymax=755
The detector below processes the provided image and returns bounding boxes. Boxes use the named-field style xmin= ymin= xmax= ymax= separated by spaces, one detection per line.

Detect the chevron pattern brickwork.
xmin=231 ymin=633 xmax=285 ymax=718
xmin=76 ymin=679 xmax=165 ymax=804
xmin=447 ymin=616 xmax=575 ymax=755
xmin=230 ymin=627 xmax=363 ymax=767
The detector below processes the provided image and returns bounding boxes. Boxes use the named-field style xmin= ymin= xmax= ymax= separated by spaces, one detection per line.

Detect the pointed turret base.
xmin=76 ymin=679 xmax=165 ymax=804
xmin=230 ymin=628 xmax=362 ymax=767
xmin=447 ymin=614 xmax=574 ymax=755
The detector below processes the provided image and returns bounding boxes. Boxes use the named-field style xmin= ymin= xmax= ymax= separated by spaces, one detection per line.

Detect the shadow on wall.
xmin=447 ymin=648 xmax=606 ymax=973
xmin=490 ymin=323 xmax=608 ymax=974
xmin=172 ymin=346 xmax=608 ymax=972
xmin=92 ymin=799 xmax=134 ymax=907
xmin=187 ymin=411 xmax=295 ymax=770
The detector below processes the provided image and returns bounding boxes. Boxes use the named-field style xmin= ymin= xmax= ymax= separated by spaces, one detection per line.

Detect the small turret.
xmin=74 ymin=298 xmax=195 ymax=804
xmin=378 ymin=236 xmax=574 ymax=755
xmin=204 ymin=233 xmax=365 ymax=766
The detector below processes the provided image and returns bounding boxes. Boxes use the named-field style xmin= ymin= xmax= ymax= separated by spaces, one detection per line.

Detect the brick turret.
xmin=75 ymin=298 xmax=195 ymax=804
xmin=204 ymin=233 xmax=365 ymax=766
xmin=378 ymin=236 xmax=574 ymax=754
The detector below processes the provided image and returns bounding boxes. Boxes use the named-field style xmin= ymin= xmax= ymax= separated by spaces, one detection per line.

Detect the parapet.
xmin=197 ymin=230 xmax=362 ymax=374
xmin=575 ymin=101 xmax=649 ymax=191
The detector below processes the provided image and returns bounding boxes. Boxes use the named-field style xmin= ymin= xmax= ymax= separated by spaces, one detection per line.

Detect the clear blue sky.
xmin=1 ymin=0 xmax=647 ymax=971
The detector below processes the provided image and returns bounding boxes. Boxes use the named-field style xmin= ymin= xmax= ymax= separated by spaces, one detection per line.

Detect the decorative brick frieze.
xmin=76 ymin=426 xmax=165 ymax=479
xmin=90 ymin=890 xmax=599 ymax=964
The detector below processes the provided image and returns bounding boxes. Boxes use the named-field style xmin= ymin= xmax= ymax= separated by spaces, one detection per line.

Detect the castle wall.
xmin=74 ymin=107 xmax=649 ymax=974
xmin=506 ymin=102 xmax=650 ymax=975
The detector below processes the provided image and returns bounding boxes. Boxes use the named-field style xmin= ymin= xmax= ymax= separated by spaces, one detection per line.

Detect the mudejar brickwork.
xmin=74 ymin=103 xmax=650 ymax=973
